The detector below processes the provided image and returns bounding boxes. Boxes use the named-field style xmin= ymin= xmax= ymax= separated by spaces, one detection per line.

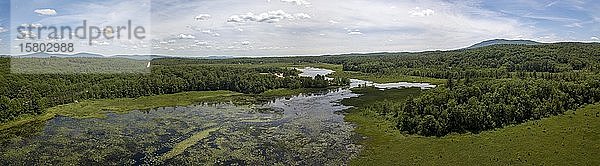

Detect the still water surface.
xmin=0 ymin=67 xmax=435 ymax=165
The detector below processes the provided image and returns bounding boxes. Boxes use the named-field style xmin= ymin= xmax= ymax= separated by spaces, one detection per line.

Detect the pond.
xmin=296 ymin=67 xmax=436 ymax=89
xmin=350 ymin=79 xmax=436 ymax=89
xmin=0 ymin=67 xmax=433 ymax=165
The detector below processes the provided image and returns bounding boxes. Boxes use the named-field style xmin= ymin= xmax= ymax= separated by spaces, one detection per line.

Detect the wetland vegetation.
xmin=1 ymin=43 xmax=599 ymax=165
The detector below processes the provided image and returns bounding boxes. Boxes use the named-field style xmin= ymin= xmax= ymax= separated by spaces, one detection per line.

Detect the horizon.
xmin=5 ymin=39 xmax=598 ymax=58
xmin=1 ymin=0 xmax=600 ymax=57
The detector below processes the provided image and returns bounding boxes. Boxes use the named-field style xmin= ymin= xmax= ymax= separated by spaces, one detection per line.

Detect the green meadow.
xmin=344 ymin=88 xmax=600 ymax=165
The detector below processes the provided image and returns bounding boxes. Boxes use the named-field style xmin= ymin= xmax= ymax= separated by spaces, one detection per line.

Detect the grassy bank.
xmin=0 ymin=91 xmax=241 ymax=131
xmin=346 ymin=99 xmax=600 ymax=165
xmin=0 ymin=86 xmax=331 ymax=131
xmin=48 ymin=91 xmax=243 ymax=119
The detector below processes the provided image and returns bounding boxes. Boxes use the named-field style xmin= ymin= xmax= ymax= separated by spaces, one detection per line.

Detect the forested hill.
xmin=466 ymin=39 xmax=541 ymax=49
xmin=172 ymin=42 xmax=600 ymax=75
xmin=326 ymin=43 xmax=600 ymax=75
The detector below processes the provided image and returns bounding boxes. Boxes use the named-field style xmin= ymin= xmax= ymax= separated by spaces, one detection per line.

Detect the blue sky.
xmin=0 ymin=0 xmax=599 ymax=56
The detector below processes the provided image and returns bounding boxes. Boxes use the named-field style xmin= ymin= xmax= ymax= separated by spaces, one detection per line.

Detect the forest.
xmin=177 ymin=42 xmax=600 ymax=136
xmin=1 ymin=42 xmax=600 ymax=137
xmin=0 ymin=57 xmax=348 ymax=123
xmin=330 ymin=43 xmax=600 ymax=136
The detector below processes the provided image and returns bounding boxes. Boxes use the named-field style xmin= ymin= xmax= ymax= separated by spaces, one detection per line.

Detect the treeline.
xmin=361 ymin=78 xmax=600 ymax=136
xmin=0 ymin=58 xmax=347 ymax=123
xmin=338 ymin=43 xmax=600 ymax=74
xmin=156 ymin=43 xmax=600 ymax=80
xmin=133 ymin=43 xmax=600 ymax=76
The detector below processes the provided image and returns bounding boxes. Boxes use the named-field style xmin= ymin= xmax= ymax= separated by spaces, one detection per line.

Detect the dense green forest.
xmin=165 ymin=43 xmax=600 ymax=75
xmin=2 ymin=43 xmax=600 ymax=137
xmin=0 ymin=57 xmax=348 ymax=123
xmin=174 ymin=42 xmax=600 ymax=136
xmin=361 ymin=78 xmax=600 ymax=136
xmin=331 ymin=43 xmax=600 ymax=136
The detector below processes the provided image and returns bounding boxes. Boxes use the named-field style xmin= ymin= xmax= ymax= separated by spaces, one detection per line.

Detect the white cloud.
xmin=565 ymin=22 xmax=583 ymax=28
xmin=281 ymin=0 xmax=311 ymax=6
xmin=177 ymin=34 xmax=196 ymax=39
xmin=294 ymin=13 xmax=312 ymax=19
xmin=0 ymin=27 xmax=6 ymax=33
xmin=34 ymin=9 xmax=57 ymax=16
xmin=409 ymin=7 xmax=435 ymax=17
xmin=195 ymin=41 xmax=209 ymax=46
xmin=257 ymin=10 xmax=293 ymax=23
xmin=20 ymin=23 xmax=43 ymax=28
xmin=227 ymin=10 xmax=310 ymax=23
xmin=592 ymin=36 xmax=599 ymax=40
xmin=241 ymin=41 xmax=251 ymax=45
xmin=348 ymin=30 xmax=363 ymax=35
xmin=201 ymin=29 xmax=221 ymax=37
xmin=194 ymin=14 xmax=211 ymax=21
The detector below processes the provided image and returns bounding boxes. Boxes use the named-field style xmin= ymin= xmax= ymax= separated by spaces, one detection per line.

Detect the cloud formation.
xmin=194 ymin=14 xmax=211 ymax=21
xmin=34 ymin=9 xmax=57 ymax=16
xmin=0 ymin=27 xmax=6 ymax=33
xmin=146 ymin=0 xmax=536 ymax=56
xmin=347 ymin=29 xmax=363 ymax=35
xmin=409 ymin=7 xmax=435 ymax=17
xmin=8 ymin=0 xmax=598 ymax=57
xmin=227 ymin=10 xmax=310 ymax=23
xmin=178 ymin=34 xmax=196 ymax=39
xmin=294 ymin=13 xmax=311 ymax=19
xmin=201 ymin=30 xmax=221 ymax=37
xmin=281 ymin=0 xmax=311 ymax=6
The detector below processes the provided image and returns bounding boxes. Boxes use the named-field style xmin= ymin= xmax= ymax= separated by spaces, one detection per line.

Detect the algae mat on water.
xmin=0 ymin=91 xmax=242 ymax=131
xmin=1 ymin=88 xmax=360 ymax=165
xmin=159 ymin=127 xmax=220 ymax=161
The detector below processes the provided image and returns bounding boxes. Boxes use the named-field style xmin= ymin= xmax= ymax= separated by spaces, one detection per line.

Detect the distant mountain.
xmin=110 ymin=55 xmax=172 ymax=60
xmin=205 ymin=55 xmax=236 ymax=59
xmin=17 ymin=52 xmax=105 ymax=58
xmin=466 ymin=39 xmax=541 ymax=49
xmin=15 ymin=53 xmax=173 ymax=60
